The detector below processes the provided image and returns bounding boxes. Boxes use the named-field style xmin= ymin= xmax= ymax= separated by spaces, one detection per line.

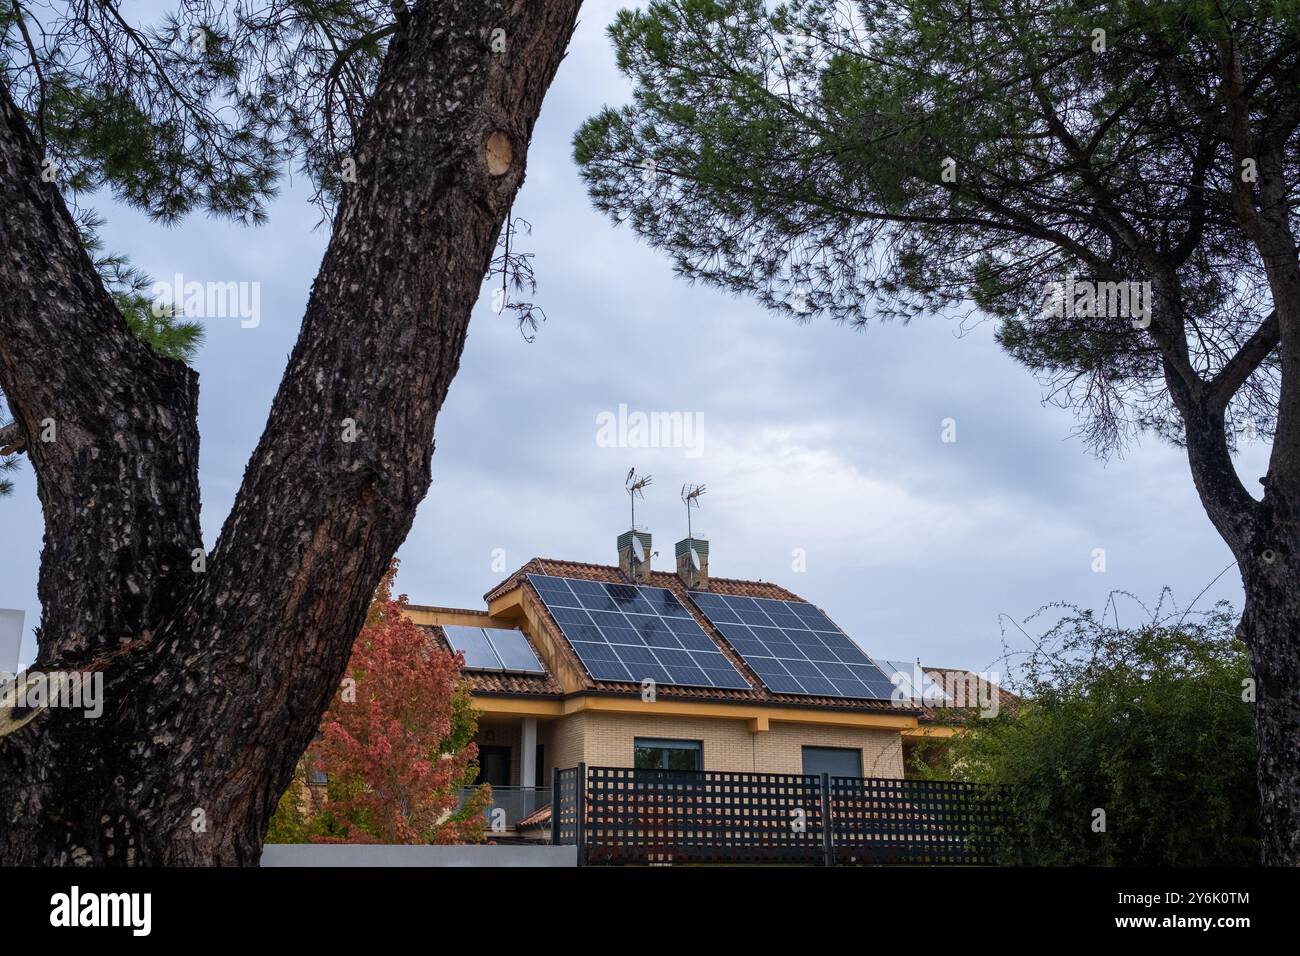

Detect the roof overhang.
xmin=470 ymin=690 xmax=920 ymax=731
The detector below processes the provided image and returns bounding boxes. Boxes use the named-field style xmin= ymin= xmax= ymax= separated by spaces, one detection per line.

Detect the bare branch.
xmin=1210 ymin=309 xmax=1280 ymax=410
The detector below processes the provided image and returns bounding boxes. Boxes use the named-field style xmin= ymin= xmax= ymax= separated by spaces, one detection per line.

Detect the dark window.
xmin=634 ymin=738 xmax=703 ymax=771
xmin=534 ymin=744 xmax=545 ymax=789
xmin=477 ymin=745 xmax=512 ymax=787
xmin=801 ymin=746 xmax=862 ymax=778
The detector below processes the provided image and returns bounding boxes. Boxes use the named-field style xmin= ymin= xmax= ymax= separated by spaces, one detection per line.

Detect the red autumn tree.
xmin=275 ymin=561 xmax=490 ymax=845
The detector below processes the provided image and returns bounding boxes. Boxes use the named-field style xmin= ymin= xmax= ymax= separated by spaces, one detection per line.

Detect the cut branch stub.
xmin=485 ymin=130 xmax=513 ymax=176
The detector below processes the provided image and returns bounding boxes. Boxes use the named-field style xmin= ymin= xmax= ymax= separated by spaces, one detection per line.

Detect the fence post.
xmin=575 ymin=762 xmax=587 ymax=867
xmin=820 ymin=772 xmax=835 ymax=868
xmin=550 ymin=767 xmax=560 ymax=846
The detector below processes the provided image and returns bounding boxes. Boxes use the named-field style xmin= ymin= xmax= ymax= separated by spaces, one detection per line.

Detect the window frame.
xmin=633 ymin=737 xmax=704 ymax=772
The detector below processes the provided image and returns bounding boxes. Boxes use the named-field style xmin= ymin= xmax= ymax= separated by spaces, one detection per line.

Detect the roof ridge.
xmin=485 ymin=555 xmax=806 ymax=603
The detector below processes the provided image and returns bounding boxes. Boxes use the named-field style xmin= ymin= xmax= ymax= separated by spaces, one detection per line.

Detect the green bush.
xmin=919 ymin=598 xmax=1258 ymax=865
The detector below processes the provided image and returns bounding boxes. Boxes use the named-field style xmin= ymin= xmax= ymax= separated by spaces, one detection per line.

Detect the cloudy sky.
xmin=0 ymin=1 xmax=1269 ymax=682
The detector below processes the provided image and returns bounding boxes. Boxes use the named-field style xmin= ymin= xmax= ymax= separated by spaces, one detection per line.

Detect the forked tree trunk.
xmin=0 ymin=0 xmax=582 ymax=865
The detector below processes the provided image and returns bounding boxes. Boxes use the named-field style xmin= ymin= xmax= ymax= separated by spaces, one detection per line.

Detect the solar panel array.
xmin=527 ymin=574 xmax=751 ymax=690
xmin=686 ymin=592 xmax=897 ymax=700
xmin=443 ymin=624 xmax=546 ymax=673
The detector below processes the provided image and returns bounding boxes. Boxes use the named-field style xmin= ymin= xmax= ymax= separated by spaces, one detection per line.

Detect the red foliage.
xmin=310 ymin=562 xmax=487 ymax=844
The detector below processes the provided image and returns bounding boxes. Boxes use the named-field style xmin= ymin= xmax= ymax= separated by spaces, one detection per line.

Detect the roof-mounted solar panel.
xmin=687 ymin=592 xmax=897 ymax=701
xmin=442 ymin=625 xmax=500 ymax=669
xmin=526 ymin=574 xmax=751 ymax=691
xmin=443 ymin=624 xmax=545 ymax=673
xmin=491 ymin=629 xmax=546 ymax=672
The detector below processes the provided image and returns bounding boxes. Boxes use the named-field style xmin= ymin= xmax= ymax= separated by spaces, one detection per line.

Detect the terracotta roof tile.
xmin=915 ymin=666 xmax=1018 ymax=722
xmin=463 ymin=670 xmax=566 ymax=696
xmin=517 ymin=804 xmax=551 ymax=830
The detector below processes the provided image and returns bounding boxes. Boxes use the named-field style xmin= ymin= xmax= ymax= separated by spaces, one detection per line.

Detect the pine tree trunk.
xmin=0 ymin=0 xmax=582 ymax=865
xmin=1240 ymin=513 xmax=1300 ymax=865
xmin=1241 ymin=219 xmax=1300 ymax=865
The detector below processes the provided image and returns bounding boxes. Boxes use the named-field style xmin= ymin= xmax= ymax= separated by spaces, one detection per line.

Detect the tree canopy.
xmin=1 ymin=0 xmax=400 ymax=219
xmin=574 ymin=0 xmax=1291 ymax=452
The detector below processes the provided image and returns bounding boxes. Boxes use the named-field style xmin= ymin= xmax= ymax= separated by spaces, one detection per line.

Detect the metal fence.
xmin=829 ymin=776 xmax=1011 ymax=864
xmin=551 ymin=764 xmax=1020 ymax=865
xmin=553 ymin=767 xmax=581 ymax=847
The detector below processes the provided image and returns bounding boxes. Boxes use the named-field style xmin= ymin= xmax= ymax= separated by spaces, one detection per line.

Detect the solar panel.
xmin=443 ymin=624 xmax=545 ymax=673
xmin=686 ymin=592 xmax=897 ymax=700
xmin=527 ymin=574 xmax=751 ymax=690
xmin=443 ymin=625 xmax=500 ymax=669
xmin=490 ymin=629 xmax=546 ymax=672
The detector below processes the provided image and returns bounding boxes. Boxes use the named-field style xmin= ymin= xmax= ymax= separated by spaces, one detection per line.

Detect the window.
xmin=801 ymin=746 xmax=862 ymax=778
xmin=634 ymin=738 xmax=703 ymax=771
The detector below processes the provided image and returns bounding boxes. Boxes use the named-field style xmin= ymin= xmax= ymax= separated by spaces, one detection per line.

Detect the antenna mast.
xmin=681 ymin=483 xmax=707 ymax=538
xmin=625 ymin=468 xmax=653 ymax=529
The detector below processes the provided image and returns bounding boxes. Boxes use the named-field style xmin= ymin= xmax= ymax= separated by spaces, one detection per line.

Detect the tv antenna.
xmin=626 ymin=468 xmax=652 ymax=529
xmin=681 ymin=483 xmax=706 ymax=539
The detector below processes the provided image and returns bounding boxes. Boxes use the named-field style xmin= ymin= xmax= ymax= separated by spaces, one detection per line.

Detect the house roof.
xmin=419 ymin=557 xmax=1011 ymax=719
xmin=915 ymin=666 xmax=1018 ymax=722
xmin=486 ymin=557 xmax=918 ymax=715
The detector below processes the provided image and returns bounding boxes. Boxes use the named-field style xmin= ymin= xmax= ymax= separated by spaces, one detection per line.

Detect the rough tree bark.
xmin=0 ymin=0 xmax=582 ymax=865
xmin=1236 ymin=265 xmax=1300 ymax=865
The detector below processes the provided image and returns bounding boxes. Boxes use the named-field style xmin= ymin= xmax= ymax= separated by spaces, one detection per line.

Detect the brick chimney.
xmin=618 ymin=529 xmax=653 ymax=583
xmin=675 ymin=536 xmax=709 ymax=590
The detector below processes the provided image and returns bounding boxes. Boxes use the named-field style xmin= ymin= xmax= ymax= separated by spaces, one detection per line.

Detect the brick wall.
xmin=546 ymin=711 xmax=904 ymax=778
xmin=546 ymin=712 xmax=588 ymax=776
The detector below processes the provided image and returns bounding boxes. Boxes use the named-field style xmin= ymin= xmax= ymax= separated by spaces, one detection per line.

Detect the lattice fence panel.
xmin=584 ymin=767 xmax=827 ymax=865
xmin=552 ymin=767 xmax=580 ymax=846
xmin=829 ymin=776 xmax=1013 ymax=865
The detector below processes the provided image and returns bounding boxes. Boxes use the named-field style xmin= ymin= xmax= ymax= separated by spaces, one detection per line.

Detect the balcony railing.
xmin=459 ymin=786 xmax=551 ymax=830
